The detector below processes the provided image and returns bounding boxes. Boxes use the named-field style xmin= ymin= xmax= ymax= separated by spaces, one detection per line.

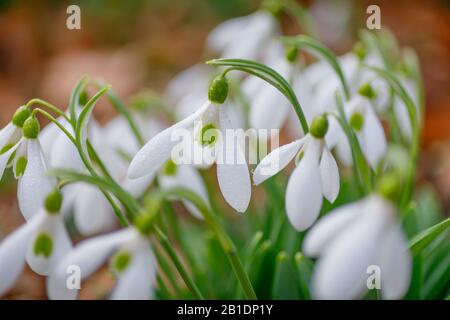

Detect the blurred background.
xmin=0 ymin=0 xmax=449 ymax=298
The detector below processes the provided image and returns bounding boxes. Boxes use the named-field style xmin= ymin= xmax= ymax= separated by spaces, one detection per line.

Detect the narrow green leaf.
xmin=410 ymin=218 xmax=450 ymax=256
xmin=69 ymin=76 xmax=88 ymax=127
xmin=271 ymin=252 xmax=300 ymax=299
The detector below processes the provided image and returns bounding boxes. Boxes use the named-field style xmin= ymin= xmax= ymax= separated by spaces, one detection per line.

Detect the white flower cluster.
xmin=0 ymin=9 xmax=423 ymax=300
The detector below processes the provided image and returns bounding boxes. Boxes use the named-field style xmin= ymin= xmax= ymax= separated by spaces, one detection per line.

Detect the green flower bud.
xmin=112 ymin=251 xmax=132 ymax=274
xmin=22 ymin=117 xmax=40 ymax=139
xmin=285 ymin=45 xmax=299 ymax=63
xmin=12 ymin=106 xmax=31 ymax=128
xmin=34 ymin=233 xmax=53 ymax=258
xmin=78 ymin=90 xmax=88 ymax=107
xmin=349 ymin=112 xmax=364 ymax=132
xmin=358 ymin=82 xmax=376 ymax=100
xmin=45 ymin=189 xmax=63 ymax=214
xmin=377 ymin=172 xmax=402 ymax=202
xmin=310 ymin=114 xmax=329 ymax=139
xmin=208 ymin=74 xmax=229 ymax=104
xmin=163 ymin=159 xmax=177 ymax=176
xmin=15 ymin=156 xmax=27 ymax=177
xmin=352 ymin=41 xmax=367 ymax=60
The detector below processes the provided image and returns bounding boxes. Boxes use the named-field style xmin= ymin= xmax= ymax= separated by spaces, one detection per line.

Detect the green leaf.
xmin=281 ymin=35 xmax=350 ymax=99
xmin=294 ymin=252 xmax=313 ymax=299
xmin=271 ymin=252 xmax=300 ymax=299
xmin=69 ymin=76 xmax=88 ymax=127
xmin=410 ymin=218 xmax=450 ymax=256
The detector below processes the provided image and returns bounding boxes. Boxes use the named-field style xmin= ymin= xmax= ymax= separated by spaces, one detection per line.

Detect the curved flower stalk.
xmin=0 ymin=112 xmax=55 ymax=220
xmin=207 ymin=10 xmax=279 ymax=61
xmin=47 ymin=227 xmax=156 ymax=300
xmin=254 ymin=115 xmax=339 ymax=231
xmin=129 ymin=76 xmax=252 ymax=213
xmin=303 ymin=182 xmax=412 ymax=300
xmin=0 ymin=190 xmax=72 ymax=297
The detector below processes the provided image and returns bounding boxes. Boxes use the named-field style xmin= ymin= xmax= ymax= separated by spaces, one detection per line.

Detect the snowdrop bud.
xmin=22 ymin=117 xmax=40 ymax=139
xmin=352 ymin=41 xmax=367 ymax=61
xmin=349 ymin=112 xmax=364 ymax=132
xmin=377 ymin=172 xmax=402 ymax=202
xmin=310 ymin=115 xmax=329 ymax=139
xmin=208 ymin=74 xmax=229 ymax=104
xmin=358 ymin=83 xmax=376 ymax=100
xmin=12 ymin=106 xmax=31 ymax=128
xmin=285 ymin=45 xmax=299 ymax=63
xmin=44 ymin=189 xmax=63 ymax=214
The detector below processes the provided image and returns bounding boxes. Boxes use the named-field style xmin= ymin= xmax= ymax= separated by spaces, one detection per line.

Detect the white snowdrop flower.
xmin=47 ymin=227 xmax=156 ymax=300
xmin=129 ymin=75 xmax=251 ymax=213
xmin=303 ymin=192 xmax=412 ymax=300
xmin=253 ymin=115 xmax=340 ymax=231
xmin=328 ymin=89 xmax=387 ymax=170
xmin=207 ymin=11 xmax=279 ymax=60
xmin=0 ymin=190 xmax=72 ymax=297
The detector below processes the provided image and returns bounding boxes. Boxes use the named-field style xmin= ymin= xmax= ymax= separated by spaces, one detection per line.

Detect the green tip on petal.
xmin=34 ymin=233 xmax=53 ymax=258
xmin=285 ymin=45 xmax=299 ymax=63
xmin=208 ymin=74 xmax=229 ymax=104
xmin=12 ymin=106 xmax=31 ymax=128
xmin=349 ymin=112 xmax=364 ymax=132
xmin=22 ymin=117 xmax=40 ymax=139
xmin=163 ymin=159 xmax=177 ymax=176
xmin=377 ymin=172 xmax=402 ymax=202
xmin=358 ymin=82 xmax=377 ymax=100
xmin=353 ymin=41 xmax=367 ymax=60
xmin=310 ymin=114 xmax=329 ymax=139
xmin=112 ymin=251 xmax=132 ymax=274
xmin=199 ymin=123 xmax=219 ymax=146
xmin=78 ymin=90 xmax=88 ymax=107
xmin=45 ymin=189 xmax=63 ymax=214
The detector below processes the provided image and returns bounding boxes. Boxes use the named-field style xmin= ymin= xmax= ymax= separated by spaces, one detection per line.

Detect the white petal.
xmin=249 ymin=85 xmax=290 ymax=132
xmin=73 ymin=184 xmax=117 ymax=236
xmin=123 ymin=173 xmax=154 ymax=198
xmin=159 ymin=165 xmax=209 ymax=219
xmin=26 ymin=212 xmax=72 ymax=276
xmin=18 ymin=139 xmax=54 ymax=220
xmin=165 ymin=64 xmax=210 ymax=104
xmin=216 ymin=110 xmax=251 ymax=213
xmin=379 ymin=223 xmax=412 ymax=300
xmin=111 ymin=240 xmax=156 ymax=300
xmin=0 ymin=211 xmax=44 ymax=296
xmin=303 ymin=202 xmax=361 ymax=257
xmin=361 ymin=105 xmax=387 ymax=169
xmin=319 ymin=147 xmax=340 ymax=202
xmin=128 ymin=101 xmax=211 ymax=179
xmin=285 ymin=139 xmax=323 ymax=231
xmin=49 ymin=129 xmax=84 ymax=171
xmin=311 ymin=197 xmax=393 ymax=300
xmin=253 ymin=138 xmax=305 ymax=185
xmin=0 ymin=139 xmax=21 ymax=180
xmin=207 ymin=14 xmax=251 ymax=52
xmin=47 ymin=228 xmax=137 ymax=300
xmin=0 ymin=123 xmax=20 ymax=149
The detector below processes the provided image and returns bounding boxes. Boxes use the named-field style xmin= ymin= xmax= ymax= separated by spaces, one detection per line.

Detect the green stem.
xmin=27 ymin=99 xmax=71 ymax=123
xmin=162 ymin=187 xmax=257 ymax=300
xmin=153 ymin=226 xmax=205 ymax=300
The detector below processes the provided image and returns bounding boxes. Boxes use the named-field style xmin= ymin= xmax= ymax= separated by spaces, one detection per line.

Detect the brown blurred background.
xmin=0 ymin=0 xmax=449 ymax=298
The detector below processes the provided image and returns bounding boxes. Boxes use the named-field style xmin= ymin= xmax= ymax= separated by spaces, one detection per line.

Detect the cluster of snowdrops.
xmin=0 ymin=8 xmax=448 ymax=300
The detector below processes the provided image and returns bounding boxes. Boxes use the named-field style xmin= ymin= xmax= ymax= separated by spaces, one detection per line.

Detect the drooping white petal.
xmin=110 ymin=239 xmax=156 ymax=300
xmin=73 ymin=184 xmax=117 ymax=236
xmin=47 ymin=228 xmax=137 ymax=300
xmin=303 ymin=202 xmax=361 ymax=257
xmin=0 ymin=211 xmax=45 ymax=296
xmin=17 ymin=139 xmax=54 ymax=220
xmin=207 ymin=14 xmax=252 ymax=52
xmin=0 ymin=139 xmax=21 ymax=180
xmin=26 ymin=212 xmax=72 ymax=276
xmin=360 ymin=105 xmax=387 ymax=170
xmin=335 ymin=136 xmax=353 ymax=167
xmin=253 ymin=138 xmax=305 ymax=185
xmin=216 ymin=108 xmax=251 ymax=213
xmin=0 ymin=123 xmax=21 ymax=149
xmin=159 ymin=165 xmax=209 ymax=219
xmin=311 ymin=196 xmax=392 ymax=300
xmin=285 ymin=138 xmax=323 ymax=231
xmin=319 ymin=147 xmax=340 ymax=202
xmin=128 ymin=101 xmax=211 ymax=179
xmin=49 ymin=128 xmax=84 ymax=171
xmin=379 ymin=223 xmax=412 ymax=300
